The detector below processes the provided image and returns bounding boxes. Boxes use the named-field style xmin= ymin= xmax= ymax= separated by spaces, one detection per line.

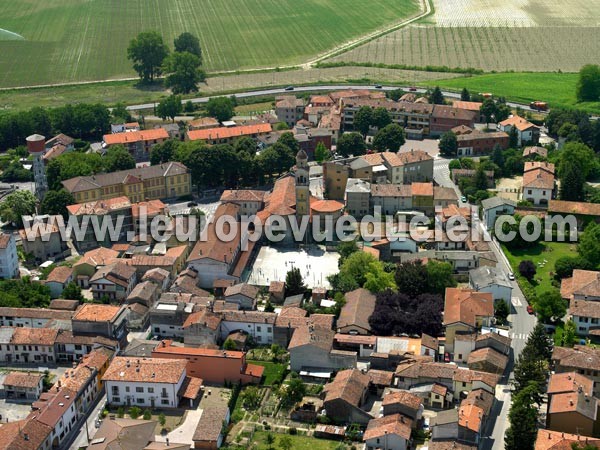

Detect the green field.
xmin=420 ymin=72 xmax=600 ymax=113
xmin=250 ymin=431 xmax=342 ymax=450
xmin=502 ymin=241 xmax=578 ymax=296
xmin=247 ymin=360 xmax=287 ymax=386
xmin=0 ymin=0 xmax=419 ymax=88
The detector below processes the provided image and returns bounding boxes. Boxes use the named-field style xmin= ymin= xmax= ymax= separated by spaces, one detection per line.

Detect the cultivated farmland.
xmin=0 ymin=0 xmax=419 ymax=88
xmin=329 ymin=0 xmax=600 ymax=72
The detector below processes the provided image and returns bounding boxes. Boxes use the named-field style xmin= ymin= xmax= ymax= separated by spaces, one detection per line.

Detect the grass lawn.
xmin=251 ymin=431 xmax=342 ymax=450
xmin=247 ymin=360 xmax=287 ymax=386
xmin=235 ymin=101 xmax=274 ymax=115
xmin=420 ymin=72 xmax=600 ymax=114
xmin=0 ymin=0 xmax=419 ymax=87
xmin=502 ymin=241 xmax=578 ymax=296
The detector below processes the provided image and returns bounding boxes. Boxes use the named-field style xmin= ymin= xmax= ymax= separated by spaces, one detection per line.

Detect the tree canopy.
xmin=163 ymin=51 xmax=205 ymax=94
xmin=0 ymin=190 xmax=37 ymax=227
xmin=127 ymin=31 xmax=169 ymax=83
xmin=104 ymin=145 xmax=136 ymax=172
xmin=576 ymin=64 xmax=600 ymax=102
xmin=174 ymin=32 xmax=202 ymax=61
xmin=336 ymin=132 xmax=366 ymax=157
xmin=372 ymin=123 xmax=405 ymax=152
xmin=156 ymin=95 xmax=183 ymax=122
xmin=438 ymin=131 xmax=458 ymax=157
xmin=40 ymin=189 xmax=75 ymax=218
xmin=206 ymin=97 xmax=235 ymax=122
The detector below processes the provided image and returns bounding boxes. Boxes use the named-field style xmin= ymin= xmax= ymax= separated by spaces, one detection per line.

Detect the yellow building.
xmin=62 ymin=162 xmax=191 ymax=204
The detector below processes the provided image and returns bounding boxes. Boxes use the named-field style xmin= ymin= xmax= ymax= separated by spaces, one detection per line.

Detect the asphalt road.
xmin=125 ymin=85 xmax=545 ymax=113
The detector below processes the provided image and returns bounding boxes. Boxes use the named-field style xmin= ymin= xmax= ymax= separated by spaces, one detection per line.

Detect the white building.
xmin=0 ymin=233 xmax=19 ymax=279
xmin=219 ymin=311 xmax=276 ymax=345
xmin=103 ymin=357 xmax=190 ymax=408
xmin=498 ymin=115 xmax=539 ymax=146
xmin=570 ymin=300 xmax=600 ymax=336
xmin=481 ymin=197 xmax=516 ymax=231
xmin=364 ymin=414 xmax=412 ymax=450
xmin=469 ymin=266 xmax=513 ymax=304
xmin=522 ymin=166 xmax=555 ymax=206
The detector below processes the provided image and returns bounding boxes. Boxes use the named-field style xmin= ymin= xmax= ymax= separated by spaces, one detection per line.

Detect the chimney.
xmin=23 ymin=433 xmax=29 ymax=441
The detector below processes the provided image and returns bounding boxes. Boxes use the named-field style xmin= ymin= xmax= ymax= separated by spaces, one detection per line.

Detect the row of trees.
xmin=127 ymin=31 xmax=205 ymax=93
xmin=505 ymin=323 xmax=552 ymax=450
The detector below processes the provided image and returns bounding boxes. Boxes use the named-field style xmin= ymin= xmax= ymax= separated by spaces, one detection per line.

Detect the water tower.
xmin=26 ymin=134 xmax=48 ymax=200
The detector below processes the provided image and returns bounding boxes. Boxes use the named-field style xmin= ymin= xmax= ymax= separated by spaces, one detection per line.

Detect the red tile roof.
xmin=187 ymin=123 xmax=272 ymax=141
xmin=45 ymin=266 xmax=73 ymax=284
xmin=444 ymin=288 xmax=494 ymax=326
xmin=103 ymin=128 xmax=168 ymax=145
xmin=549 ymin=200 xmax=600 ymax=217
xmin=363 ymin=414 xmax=412 ymax=441
xmin=3 ymin=371 xmax=43 ymax=389
xmin=102 ymin=356 xmax=187 ymax=384
xmin=535 ymin=429 xmax=600 ymax=450
xmin=73 ymin=304 xmax=121 ymax=322
xmin=499 ymin=115 xmax=537 ymax=131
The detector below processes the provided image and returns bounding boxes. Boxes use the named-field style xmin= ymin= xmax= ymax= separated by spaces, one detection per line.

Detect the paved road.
xmin=68 ymin=393 xmax=106 ymax=450
xmin=479 ymin=223 xmax=537 ymax=450
xmin=126 ymin=85 xmax=546 ymax=113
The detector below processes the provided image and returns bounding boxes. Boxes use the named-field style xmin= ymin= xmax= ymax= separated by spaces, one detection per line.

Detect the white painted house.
xmin=481 ymin=197 xmax=516 ymax=231
xmin=364 ymin=414 xmax=412 ymax=450
xmin=469 ymin=266 xmax=513 ymax=304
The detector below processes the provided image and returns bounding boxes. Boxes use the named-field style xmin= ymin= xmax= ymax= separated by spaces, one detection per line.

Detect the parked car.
xmin=285 ymin=86 xmax=294 ymax=91
xmin=527 ymin=305 xmax=535 ymax=314
xmin=508 ymin=272 xmax=515 ymax=281
xmin=408 ymin=86 xmax=418 ymax=91
xmin=187 ymin=201 xmax=198 ymax=207
xmin=375 ymin=84 xmax=383 ymax=89
xmin=461 ymin=195 xmax=467 ymax=203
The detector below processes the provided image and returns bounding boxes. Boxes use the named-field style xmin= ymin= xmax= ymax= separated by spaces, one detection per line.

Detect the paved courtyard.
xmin=247 ymin=245 xmax=340 ymax=289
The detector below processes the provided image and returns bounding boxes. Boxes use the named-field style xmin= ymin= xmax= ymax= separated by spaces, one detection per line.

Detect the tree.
xmin=264 ymin=301 xmax=275 ymax=313
xmin=127 ymin=31 xmax=169 ymax=83
xmin=277 ymin=132 xmax=300 ymax=155
xmin=363 ymin=261 xmax=396 ymax=293
xmin=505 ymin=382 xmax=540 ymax=450
xmin=521 ymin=323 xmax=553 ymax=362
xmin=336 ymin=132 xmax=366 ymax=157
xmin=314 ymin=142 xmax=330 ymax=163
xmin=285 ymin=267 xmax=306 ymax=296
xmin=163 ymin=51 xmax=204 ymax=94
xmin=156 ymin=95 xmax=182 ymax=122
xmin=104 ymin=145 xmax=136 ymax=171
xmin=372 ymin=123 xmax=405 ymax=152
xmin=429 ymin=86 xmax=444 ymax=105
xmin=560 ymin=158 xmax=585 ymax=201
xmin=206 ymin=97 xmax=234 ymax=122
xmin=480 ymin=98 xmax=497 ymax=127
xmin=518 ymin=260 xmax=536 ymax=281
xmin=279 ymin=436 xmax=293 ymax=450
xmin=426 ymin=260 xmax=457 ymax=295
xmin=0 ymin=190 xmax=37 ymax=227
xmin=129 ymin=406 xmax=142 ymax=419
xmin=473 ymin=165 xmax=488 ymax=190
xmin=111 ymin=103 xmax=133 ymax=123
xmin=579 ymin=222 xmax=600 ymax=267
xmin=158 ymin=412 xmax=166 ymax=427
xmin=535 ymin=289 xmax=567 ymax=323
xmin=143 ymin=409 xmax=152 ymax=420
xmin=62 ymin=282 xmax=83 ymax=301
xmin=372 ymin=107 xmax=391 ymax=129
xmin=438 ymin=131 xmax=458 ymax=157
xmin=554 ymin=256 xmax=594 ymax=279
xmin=40 ymin=189 xmax=74 ymax=218
xmin=491 ymin=145 xmax=505 ymax=175
xmin=117 ymin=407 xmax=125 ymax=418
xmin=353 ymin=106 xmax=373 ymax=136
xmin=240 ymin=386 xmax=261 ymax=409
xmin=495 ymin=300 xmax=510 ymax=325
xmin=280 ymin=377 xmax=306 ymax=404
xmin=150 ymin=139 xmax=179 ymax=165
xmin=576 ymin=64 xmax=600 ymax=102
xmin=562 ymin=319 xmax=578 ymax=347
xmin=460 ymin=88 xmax=470 ymax=101
xmin=395 ymin=261 xmax=429 ymax=297
xmin=266 ymin=433 xmax=275 ymax=449
xmin=174 ymin=32 xmax=202 ymax=61
xmin=223 ymin=338 xmax=236 ymax=351
xmin=337 ymin=239 xmax=359 ymax=265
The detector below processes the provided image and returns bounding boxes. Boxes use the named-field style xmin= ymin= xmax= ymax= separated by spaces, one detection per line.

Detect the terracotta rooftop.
xmin=102 ymin=356 xmax=187 ymax=384
xmin=548 ymin=372 xmax=594 ymax=396
xmin=522 ymin=167 xmax=555 ymax=189
xmin=459 ymin=388 xmax=494 ymax=432
xmin=432 ymin=105 xmax=478 ymax=122
xmin=523 ymin=146 xmax=548 ymax=158
xmin=467 ymin=347 xmax=509 ymax=372
xmin=3 ymin=371 xmax=43 ymax=389
xmin=220 ymin=189 xmax=266 ymax=203
xmin=337 ymin=288 xmax=376 ymax=333
xmin=193 ymin=406 xmax=230 ymax=443
xmin=311 ymin=199 xmax=344 ymax=213
xmin=45 ymin=266 xmax=73 ymax=284
xmin=452 ymin=101 xmax=483 ymax=111
xmin=0 ymin=418 xmax=52 ymax=450
xmin=370 ymin=183 xmax=411 ymax=197
xmin=225 ymin=283 xmax=259 ymax=299
xmin=10 ymin=328 xmax=58 ymax=346
xmin=74 ymin=247 xmax=120 ymax=268
xmin=548 ymin=391 xmax=598 ymax=419
xmin=0 ymin=234 xmax=12 ymax=250
xmin=363 ymin=414 xmax=412 ymax=441
xmin=429 ymin=441 xmax=477 ymax=450
xmin=549 ymin=200 xmax=600 ymax=217
xmin=323 ymin=369 xmax=370 ymax=406
xmin=499 ymin=115 xmax=537 ymax=131
xmin=66 ymin=196 xmax=131 ymax=216
xmin=570 ymin=298 xmax=600 ymax=320
xmin=89 ymin=262 xmax=137 ymax=287
xmin=560 ymin=269 xmax=600 ymax=300
xmin=73 ymin=304 xmax=122 ymax=322
xmin=397 ymin=148 xmax=433 ymax=164
xmin=289 ymin=325 xmax=335 ymax=351
xmin=256 ymin=176 xmax=296 ymax=221
xmin=534 ymin=429 xmax=600 ymax=450
xmin=179 ymin=376 xmax=203 ymax=400
xmin=187 ymin=123 xmax=272 ymax=141
xmin=367 ymin=369 xmax=394 ymax=387
xmin=131 ymin=199 xmax=166 ymax=218
xmin=524 ymin=161 xmax=555 ymax=174
xmin=552 ymin=345 xmax=600 ymax=371
xmin=0 ymin=307 xmax=73 ymax=321
xmin=444 ymin=288 xmax=494 ymax=327
xmin=104 ymin=128 xmax=168 ymax=145
xmin=382 ymin=390 xmax=422 ymax=410
xmin=411 ymin=182 xmax=434 ymax=197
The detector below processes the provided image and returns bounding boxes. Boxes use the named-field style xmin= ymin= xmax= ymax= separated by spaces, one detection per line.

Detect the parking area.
xmin=247 ymin=245 xmax=340 ymax=288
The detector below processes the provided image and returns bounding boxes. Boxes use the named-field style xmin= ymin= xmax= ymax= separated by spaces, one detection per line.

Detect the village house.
xmin=552 ymin=345 xmax=600 ymax=396
xmin=71 ymin=303 xmax=128 ymax=343
xmin=89 ymin=262 xmax=137 ymax=302
xmin=19 ymin=214 xmax=71 ymax=263
xmin=498 ymin=115 xmax=540 ymax=146
xmin=4 ymin=327 xmax=58 ymax=364
xmin=521 ymin=162 xmax=556 ymax=206
xmin=91 ymin=418 xmax=188 ymax=450
xmin=548 ymin=200 xmax=600 ymax=230
xmin=2 ymin=371 xmax=44 ymax=400
xmin=182 ymin=309 xmax=222 ymax=346
xmin=289 ymin=325 xmax=357 ymax=375
xmin=469 ymin=266 xmax=513 ymax=304
xmin=192 ymin=406 xmax=231 ymax=450
xmin=62 ymin=162 xmax=191 ymax=204
xmin=455 ymin=128 xmax=509 ymax=156
xmin=224 ymin=283 xmax=259 ymax=310
xmin=72 ymin=247 xmax=119 ymax=288
xmin=481 ymin=196 xmax=516 ymax=231
xmin=220 ymin=189 xmax=266 ymax=215
xmin=103 ymin=128 xmax=169 ymax=162
xmin=0 ymin=233 xmax=18 ymax=279
xmin=364 ymin=414 xmax=413 ymax=450
xmin=152 ymin=339 xmax=263 ymax=385
xmin=523 ymin=146 xmax=548 ymax=160
xmin=102 ymin=356 xmax=202 ymax=409
xmin=561 ymin=269 xmax=600 ymax=336
xmin=322 ymin=369 xmax=373 ymax=425
xmin=443 ymin=288 xmax=494 ymax=354
xmin=0 ymin=306 xmax=73 ymax=328
xmin=534 ymin=429 xmax=600 ymax=450
xmin=275 ymin=95 xmax=305 ymax=128
xmin=336 ymin=288 xmax=377 ymax=335
xmin=150 ymin=296 xmax=197 ymax=339
xmin=219 ymin=310 xmax=277 ymax=345
xmin=44 ymin=265 xmax=74 ymax=298
xmin=381 ymin=390 xmax=424 ymax=420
